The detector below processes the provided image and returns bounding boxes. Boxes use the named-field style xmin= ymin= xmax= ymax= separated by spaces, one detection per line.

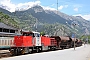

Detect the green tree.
xmin=40 ymin=31 xmax=45 ymax=36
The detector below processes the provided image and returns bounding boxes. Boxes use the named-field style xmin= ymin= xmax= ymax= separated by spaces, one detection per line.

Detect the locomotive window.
xmin=34 ymin=33 xmax=40 ymax=37
xmin=37 ymin=34 xmax=40 ymax=37
xmin=29 ymin=33 xmax=34 ymax=37
xmin=22 ymin=33 xmax=35 ymax=37
xmin=22 ymin=32 xmax=40 ymax=37
xmin=23 ymin=33 xmax=29 ymax=36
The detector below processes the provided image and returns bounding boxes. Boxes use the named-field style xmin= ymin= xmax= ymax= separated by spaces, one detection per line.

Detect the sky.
xmin=0 ymin=0 xmax=90 ymax=20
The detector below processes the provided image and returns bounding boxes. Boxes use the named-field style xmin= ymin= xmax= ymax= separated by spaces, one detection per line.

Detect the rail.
xmin=0 ymin=50 xmax=10 ymax=58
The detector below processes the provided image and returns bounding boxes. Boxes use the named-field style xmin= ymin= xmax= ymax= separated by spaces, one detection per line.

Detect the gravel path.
xmin=0 ymin=44 xmax=90 ymax=60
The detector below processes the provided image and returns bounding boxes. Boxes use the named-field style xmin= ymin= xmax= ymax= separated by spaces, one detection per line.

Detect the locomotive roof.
xmin=0 ymin=22 xmax=17 ymax=30
xmin=21 ymin=30 xmax=40 ymax=34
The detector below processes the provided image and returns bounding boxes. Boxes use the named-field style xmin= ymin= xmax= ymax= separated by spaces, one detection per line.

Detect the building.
xmin=0 ymin=22 xmax=18 ymax=36
xmin=0 ymin=22 xmax=19 ymax=49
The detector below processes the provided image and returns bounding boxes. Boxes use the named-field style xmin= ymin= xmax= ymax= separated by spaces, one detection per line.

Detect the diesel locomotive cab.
xmin=22 ymin=31 xmax=41 ymax=46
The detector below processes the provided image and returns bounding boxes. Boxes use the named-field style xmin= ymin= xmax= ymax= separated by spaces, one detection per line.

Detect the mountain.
xmin=0 ymin=5 xmax=90 ymax=37
xmin=0 ymin=7 xmax=11 ymax=15
xmin=24 ymin=6 xmax=67 ymax=24
xmin=0 ymin=12 xmax=19 ymax=28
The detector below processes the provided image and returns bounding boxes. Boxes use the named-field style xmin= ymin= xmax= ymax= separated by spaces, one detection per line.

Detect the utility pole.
xmin=85 ymin=28 xmax=89 ymax=44
xmin=72 ymin=23 xmax=77 ymax=50
xmin=57 ymin=0 xmax=58 ymax=14
xmin=36 ymin=18 xmax=38 ymax=32
xmin=54 ymin=0 xmax=59 ymax=36
xmin=71 ymin=21 xmax=79 ymax=50
xmin=82 ymin=26 xmax=89 ymax=44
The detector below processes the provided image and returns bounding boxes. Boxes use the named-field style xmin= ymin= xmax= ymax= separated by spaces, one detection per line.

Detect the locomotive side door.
xmin=34 ymin=32 xmax=41 ymax=46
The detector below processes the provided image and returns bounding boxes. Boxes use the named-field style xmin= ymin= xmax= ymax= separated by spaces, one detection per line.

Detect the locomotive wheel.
xmin=21 ymin=49 xmax=25 ymax=55
xmin=36 ymin=49 xmax=39 ymax=52
xmin=36 ymin=47 xmax=39 ymax=52
xmin=10 ymin=50 xmax=14 ymax=56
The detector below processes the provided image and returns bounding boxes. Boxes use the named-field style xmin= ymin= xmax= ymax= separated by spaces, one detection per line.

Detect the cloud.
xmin=42 ymin=6 xmax=56 ymax=10
xmin=58 ymin=5 xmax=68 ymax=10
xmin=0 ymin=0 xmax=16 ymax=12
xmin=16 ymin=1 xmax=41 ymax=11
xmin=73 ymin=4 xmax=82 ymax=12
xmin=43 ymin=4 xmax=68 ymax=11
xmin=0 ymin=0 xmax=41 ymax=12
xmin=58 ymin=5 xmax=64 ymax=10
xmin=73 ymin=14 xmax=90 ymax=20
xmin=82 ymin=14 xmax=90 ymax=20
xmin=74 ymin=8 xmax=78 ymax=12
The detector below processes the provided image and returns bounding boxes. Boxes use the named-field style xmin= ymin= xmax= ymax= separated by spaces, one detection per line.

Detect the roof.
xmin=0 ymin=32 xmax=21 ymax=36
xmin=0 ymin=22 xmax=17 ymax=30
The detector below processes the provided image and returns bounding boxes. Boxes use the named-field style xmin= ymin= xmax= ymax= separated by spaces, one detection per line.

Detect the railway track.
xmin=0 ymin=50 xmax=11 ymax=58
xmin=0 ymin=47 xmax=78 ymax=59
xmin=0 ymin=48 xmax=62 ymax=59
